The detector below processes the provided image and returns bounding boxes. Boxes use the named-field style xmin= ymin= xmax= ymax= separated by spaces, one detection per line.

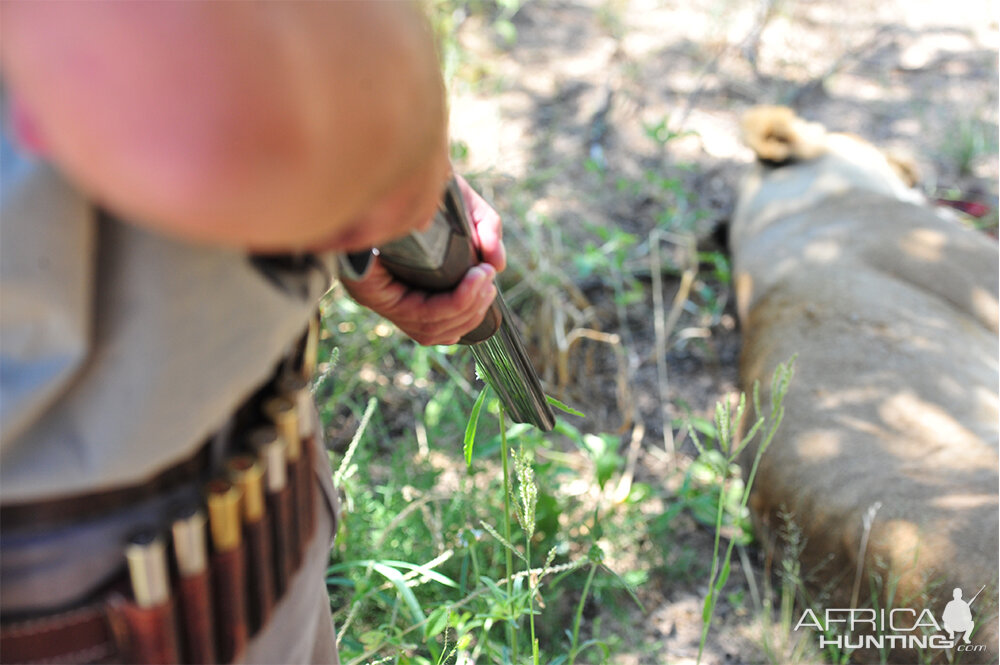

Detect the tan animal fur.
xmin=731 ymin=106 xmax=998 ymax=662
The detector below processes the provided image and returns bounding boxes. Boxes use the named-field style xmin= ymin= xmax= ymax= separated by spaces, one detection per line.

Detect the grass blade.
xmin=371 ymin=562 xmax=426 ymax=623
xmin=546 ymin=395 xmax=585 ymax=418
xmin=464 ymin=386 xmax=490 ymax=468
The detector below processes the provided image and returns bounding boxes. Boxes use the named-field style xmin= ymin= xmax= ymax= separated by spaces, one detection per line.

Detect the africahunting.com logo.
xmin=794 ymin=586 xmax=988 ymax=654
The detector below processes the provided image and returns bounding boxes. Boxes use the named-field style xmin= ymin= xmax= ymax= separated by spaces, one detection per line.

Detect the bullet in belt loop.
xmin=228 ymin=456 xmax=265 ymax=524
xmin=170 ymin=505 xmax=217 ymax=664
xmin=124 ymin=529 xmax=182 ymax=664
xmin=172 ymin=504 xmax=209 ymax=578
xmin=206 ymin=479 xmax=242 ymax=554
xmin=276 ymin=372 xmax=315 ymax=440
xmin=125 ymin=530 xmax=171 ymax=609
xmin=276 ymin=371 xmax=317 ymax=549
xmin=206 ymin=479 xmax=247 ymax=663
xmin=263 ymin=396 xmax=303 ymax=569
xmin=264 ymin=396 xmax=300 ymax=463
xmin=301 ymin=313 xmax=320 ymax=381
xmin=249 ymin=427 xmax=294 ymax=595
xmin=227 ymin=455 xmax=275 ymax=634
xmin=249 ymin=427 xmax=286 ymax=493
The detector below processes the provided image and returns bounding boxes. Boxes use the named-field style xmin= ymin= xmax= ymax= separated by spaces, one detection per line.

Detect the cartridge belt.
xmin=0 ymin=602 xmax=123 ymax=665
xmin=0 ymin=445 xmax=212 ymax=532
xmin=0 ymin=455 xmax=319 ymax=664
xmin=0 ymin=313 xmax=324 ymax=664
xmin=0 ymin=414 xmax=320 ymax=664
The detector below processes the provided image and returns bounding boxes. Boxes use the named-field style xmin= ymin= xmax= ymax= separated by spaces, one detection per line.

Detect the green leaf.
xmin=545 ymin=395 xmax=584 ymax=417
xmin=425 ymin=606 xmax=450 ymax=639
xmin=327 ymin=559 xmax=458 ymax=589
xmin=371 ymin=562 xmax=425 ymax=623
xmin=480 ymin=576 xmax=505 ymax=599
xmin=595 ymin=451 xmax=624 ymax=490
xmin=552 ymin=419 xmax=583 ymax=443
xmin=601 ymin=564 xmax=645 ymax=611
xmin=583 ymin=157 xmax=604 ymax=174
xmin=625 ymin=482 xmax=653 ymax=504
xmin=504 ymin=423 xmax=534 ymax=441
xmin=716 ymin=558 xmax=731 ymax=590
xmin=581 ymin=433 xmax=609 ymax=457
xmin=464 ymin=387 xmax=490 ymax=468
xmin=689 ymin=495 xmax=720 ymax=527
xmin=494 ymin=18 xmax=517 ymax=45
xmin=359 ymin=630 xmax=386 ymax=649
xmin=576 ymin=639 xmax=611 ymax=659
xmin=424 ymin=383 xmax=456 ymax=429
xmin=324 ymin=576 xmax=354 ymax=588
xmin=702 ymin=593 xmax=715 ymax=623
xmin=689 ymin=416 xmax=718 ymax=439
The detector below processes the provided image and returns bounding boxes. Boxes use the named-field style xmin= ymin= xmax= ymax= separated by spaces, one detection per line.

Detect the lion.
xmin=731 ymin=106 xmax=998 ymax=662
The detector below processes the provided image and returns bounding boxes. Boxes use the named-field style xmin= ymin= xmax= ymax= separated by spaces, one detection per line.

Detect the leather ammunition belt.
xmin=1 ymin=314 xmax=324 ymax=664
xmin=0 ymin=447 xmax=213 ymax=532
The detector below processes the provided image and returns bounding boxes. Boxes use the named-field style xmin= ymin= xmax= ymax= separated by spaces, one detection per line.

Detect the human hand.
xmin=454 ymin=174 xmax=506 ymax=273
xmin=342 ymin=175 xmax=506 ymax=346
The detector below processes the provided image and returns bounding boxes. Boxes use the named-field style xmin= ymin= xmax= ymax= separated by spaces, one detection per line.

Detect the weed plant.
xmin=691 ymin=357 xmax=795 ymax=664
xmin=317 ymin=261 xmax=800 ymax=664
xmin=317 ymin=302 xmax=649 ymax=664
xmin=313 ymin=114 xmax=754 ymax=665
xmin=314 ymin=5 xmax=788 ymax=663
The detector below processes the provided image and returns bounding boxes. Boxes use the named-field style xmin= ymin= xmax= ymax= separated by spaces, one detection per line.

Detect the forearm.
xmin=0 ymin=1 xmax=449 ymax=251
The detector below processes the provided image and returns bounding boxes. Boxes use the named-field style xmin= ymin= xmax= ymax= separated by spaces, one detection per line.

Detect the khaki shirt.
xmin=0 ymin=101 xmax=337 ymax=503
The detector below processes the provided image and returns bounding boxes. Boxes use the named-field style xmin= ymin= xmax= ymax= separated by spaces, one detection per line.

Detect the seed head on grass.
xmin=310 ymin=345 xmax=340 ymax=396
xmin=698 ymin=357 xmax=796 ymax=665
xmin=513 ymin=447 xmax=538 ymax=539
xmin=333 ymin=396 xmax=377 ymax=488
xmin=479 ymin=520 xmax=528 ymax=564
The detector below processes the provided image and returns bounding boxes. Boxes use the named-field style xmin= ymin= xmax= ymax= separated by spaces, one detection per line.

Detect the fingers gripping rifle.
xmin=338 ymin=178 xmax=555 ymax=431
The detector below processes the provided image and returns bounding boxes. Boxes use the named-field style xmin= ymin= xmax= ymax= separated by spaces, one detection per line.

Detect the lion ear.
xmin=741 ymin=106 xmax=827 ymax=164
xmin=884 ymin=151 xmax=920 ymax=188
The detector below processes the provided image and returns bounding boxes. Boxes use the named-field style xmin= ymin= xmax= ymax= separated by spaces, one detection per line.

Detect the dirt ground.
xmin=444 ymin=1 xmax=998 ymax=663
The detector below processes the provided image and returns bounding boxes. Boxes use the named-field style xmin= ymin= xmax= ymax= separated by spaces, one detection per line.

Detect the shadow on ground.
xmin=446 ymin=1 xmax=998 ymax=662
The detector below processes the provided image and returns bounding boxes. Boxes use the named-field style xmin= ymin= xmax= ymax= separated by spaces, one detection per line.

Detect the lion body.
xmin=731 ymin=106 xmax=998 ymax=661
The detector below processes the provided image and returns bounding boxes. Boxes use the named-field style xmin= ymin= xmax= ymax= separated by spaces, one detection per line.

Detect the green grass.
xmin=942 ymin=114 xmax=998 ymax=179
xmin=693 ymin=357 xmax=795 ymax=664
xmin=314 ymin=3 xmax=1000 ymax=663
xmin=316 ymin=314 xmax=650 ymax=663
xmin=313 ymin=6 xmax=798 ymax=662
xmin=316 ymin=306 xmax=802 ymax=665
xmin=312 ymin=72 xmax=751 ymax=662
xmin=314 ymin=251 xmax=786 ymax=665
